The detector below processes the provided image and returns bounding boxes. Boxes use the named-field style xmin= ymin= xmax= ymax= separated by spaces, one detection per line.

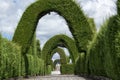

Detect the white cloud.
xmin=76 ymin=0 xmax=117 ymax=29
xmin=0 ymin=0 xmax=35 ymax=39
xmin=0 ymin=1 xmax=10 ymax=13
xmin=36 ymin=12 xmax=73 ymax=48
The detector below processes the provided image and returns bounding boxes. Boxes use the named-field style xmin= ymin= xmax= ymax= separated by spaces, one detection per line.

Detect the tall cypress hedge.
xmin=0 ymin=35 xmax=22 ymax=79
xmin=36 ymin=40 xmax=41 ymax=58
xmin=84 ymin=1 xmax=120 ymax=79
xmin=104 ymin=16 xmax=120 ymax=80
xmin=60 ymin=64 xmax=74 ymax=75
xmin=101 ymin=1 xmax=120 ymax=79
xmin=86 ymin=21 xmax=108 ymax=76
xmin=26 ymin=54 xmax=45 ymax=76
xmin=26 ymin=34 xmax=44 ymax=76
xmin=75 ymin=53 xmax=86 ymax=75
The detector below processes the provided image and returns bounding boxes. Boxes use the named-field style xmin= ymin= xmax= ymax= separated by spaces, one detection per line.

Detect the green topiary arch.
xmin=12 ymin=0 xmax=94 ymax=54
xmin=50 ymin=48 xmax=67 ymax=64
xmin=47 ymin=48 xmax=68 ymax=70
xmin=42 ymin=34 xmax=79 ymax=64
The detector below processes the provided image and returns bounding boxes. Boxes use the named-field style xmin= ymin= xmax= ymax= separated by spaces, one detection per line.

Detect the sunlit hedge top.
xmin=42 ymin=34 xmax=79 ymax=64
xmin=12 ymin=0 xmax=93 ymax=54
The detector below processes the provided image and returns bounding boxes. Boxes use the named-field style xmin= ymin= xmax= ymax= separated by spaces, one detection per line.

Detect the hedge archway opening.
xmin=12 ymin=0 xmax=94 ymax=75
xmin=42 ymin=34 xmax=79 ymax=65
xmin=51 ymin=48 xmax=67 ymax=65
xmin=12 ymin=0 xmax=93 ymax=55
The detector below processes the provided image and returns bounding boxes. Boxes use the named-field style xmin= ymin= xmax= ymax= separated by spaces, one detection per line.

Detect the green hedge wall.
xmin=60 ymin=64 xmax=74 ymax=75
xmin=85 ymin=7 xmax=120 ymax=80
xmin=42 ymin=34 xmax=79 ymax=65
xmin=0 ymin=35 xmax=45 ymax=79
xmin=25 ymin=34 xmax=43 ymax=75
xmin=104 ymin=16 xmax=120 ymax=80
xmin=75 ymin=1 xmax=120 ymax=79
xmin=36 ymin=40 xmax=41 ymax=58
xmin=0 ymin=35 xmax=22 ymax=79
xmin=86 ymin=21 xmax=108 ymax=76
xmin=75 ymin=53 xmax=86 ymax=75
xmin=26 ymin=54 xmax=45 ymax=76
xmin=12 ymin=0 xmax=93 ymax=55
xmin=85 ymin=16 xmax=120 ymax=80
xmin=117 ymin=0 xmax=120 ymax=15
xmin=87 ymin=18 xmax=96 ymax=37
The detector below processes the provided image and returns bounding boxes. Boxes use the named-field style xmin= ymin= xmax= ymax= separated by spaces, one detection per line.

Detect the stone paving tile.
xmin=22 ymin=75 xmax=91 ymax=80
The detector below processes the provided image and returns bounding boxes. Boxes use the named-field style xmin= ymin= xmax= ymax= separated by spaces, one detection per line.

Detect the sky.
xmin=0 ymin=0 xmax=117 ymax=60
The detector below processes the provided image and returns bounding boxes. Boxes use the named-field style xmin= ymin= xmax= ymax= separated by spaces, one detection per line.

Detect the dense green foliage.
xmin=75 ymin=53 xmax=86 ymax=75
xmin=36 ymin=40 xmax=41 ymax=58
xmin=27 ymin=54 xmax=45 ymax=76
xmin=104 ymin=16 xmax=120 ymax=80
xmin=0 ymin=35 xmax=45 ymax=79
xmin=51 ymin=48 xmax=67 ymax=64
xmin=86 ymin=22 xmax=108 ymax=76
xmin=0 ymin=35 xmax=22 ymax=79
xmin=87 ymin=18 xmax=96 ymax=37
xmin=42 ymin=34 xmax=79 ymax=64
xmin=1 ymin=0 xmax=120 ymax=79
xmin=25 ymin=34 xmax=45 ymax=75
xmin=60 ymin=64 xmax=74 ymax=74
xmin=76 ymin=16 xmax=120 ymax=80
xmin=12 ymin=0 xmax=93 ymax=55
xmin=117 ymin=0 xmax=120 ymax=15
xmin=75 ymin=1 xmax=120 ymax=80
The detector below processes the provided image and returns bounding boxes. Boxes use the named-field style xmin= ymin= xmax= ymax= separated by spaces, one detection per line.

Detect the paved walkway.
xmin=51 ymin=71 xmax=61 ymax=75
xmin=23 ymin=75 xmax=91 ymax=80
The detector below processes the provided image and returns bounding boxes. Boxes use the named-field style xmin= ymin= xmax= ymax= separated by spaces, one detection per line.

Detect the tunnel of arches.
xmin=42 ymin=34 xmax=79 ymax=65
xmin=12 ymin=0 xmax=94 ymax=76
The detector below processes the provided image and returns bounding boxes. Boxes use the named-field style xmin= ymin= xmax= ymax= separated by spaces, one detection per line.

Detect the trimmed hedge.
xmin=46 ymin=65 xmax=52 ymax=75
xmin=75 ymin=1 xmax=120 ymax=79
xmin=0 ymin=35 xmax=22 ymax=79
xmin=42 ymin=34 xmax=79 ymax=65
xmin=85 ymin=9 xmax=120 ymax=80
xmin=86 ymin=21 xmax=108 ymax=76
xmin=51 ymin=48 xmax=67 ymax=64
xmin=25 ymin=34 xmax=45 ymax=76
xmin=0 ymin=35 xmax=45 ymax=79
xmin=36 ymin=40 xmax=41 ymax=58
xmin=26 ymin=54 xmax=45 ymax=76
xmin=87 ymin=18 xmax=96 ymax=37
xmin=104 ymin=15 xmax=120 ymax=80
xmin=75 ymin=53 xmax=86 ymax=75
xmin=117 ymin=0 xmax=120 ymax=15
xmin=85 ymin=15 xmax=120 ymax=80
xmin=60 ymin=64 xmax=74 ymax=75
xmin=12 ymin=0 xmax=93 ymax=55
xmin=103 ymin=2 xmax=120 ymax=79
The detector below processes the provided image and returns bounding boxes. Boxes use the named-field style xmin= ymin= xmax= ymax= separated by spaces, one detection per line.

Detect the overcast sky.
xmin=0 ymin=0 xmax=117 ymax=60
